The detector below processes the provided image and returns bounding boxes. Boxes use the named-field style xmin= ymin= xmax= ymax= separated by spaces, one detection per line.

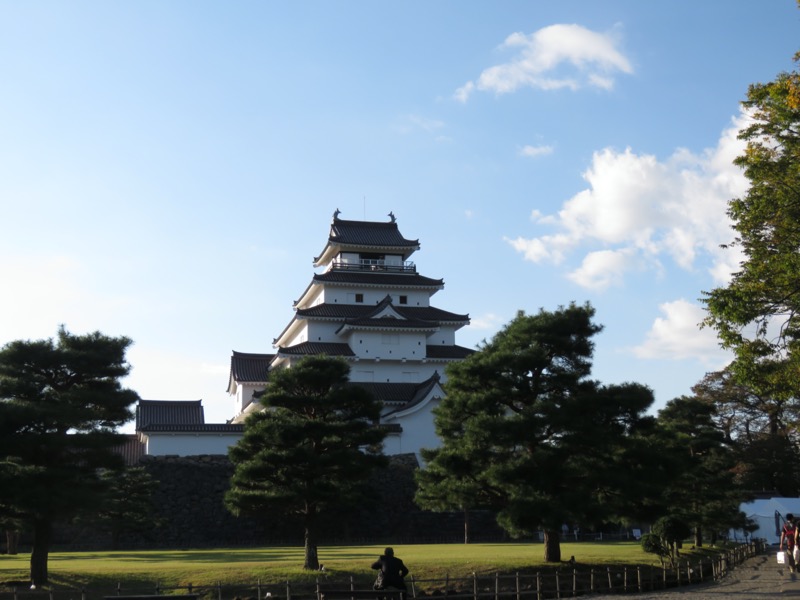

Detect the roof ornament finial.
xmin=333 ymin=208 xmax=341 ymax=221
xmin=388 ymin=211 xmax=396 ymax=223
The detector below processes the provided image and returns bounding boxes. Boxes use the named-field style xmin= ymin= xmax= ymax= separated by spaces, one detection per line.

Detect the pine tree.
xmin=225 ymin=356 xmax=387 ymax=570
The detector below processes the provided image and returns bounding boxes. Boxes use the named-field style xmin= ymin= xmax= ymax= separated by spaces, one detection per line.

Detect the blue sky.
xmin=1 ymin=1 xmax=799 ymax=430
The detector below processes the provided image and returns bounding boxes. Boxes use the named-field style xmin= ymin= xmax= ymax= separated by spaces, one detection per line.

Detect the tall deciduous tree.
xmin=0 ymin=327 xmax=138 ymax=586
xmin=703 ymin=51 xmax=800 ymax=403
xmin=424 ymin=303 xmax=658 ymax=562
xmin=692 ymin=370 xmax=800 ymax=495
xmin=225 ymin=356 xmax=387 ymax=570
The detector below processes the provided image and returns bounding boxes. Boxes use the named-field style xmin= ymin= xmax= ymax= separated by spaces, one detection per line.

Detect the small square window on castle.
xmin=355 ymin=293 xmax=364 ymax=303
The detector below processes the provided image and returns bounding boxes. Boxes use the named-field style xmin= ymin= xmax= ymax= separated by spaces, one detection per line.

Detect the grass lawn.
xmin=0 ymin=541 xmax=685 ymax=591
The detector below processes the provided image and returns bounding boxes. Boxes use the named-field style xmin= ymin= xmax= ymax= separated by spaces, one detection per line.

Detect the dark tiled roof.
xmin=276 ymin=342 xmax=356 ymax=357
xmin=136 ymin=400 xmax=204 ymax=429
xmin=314 ymin=216 xmax=420 ymax=263
xmin=112 ymin=434 xmax=146 ymax=466
xmin=137 ymin=423 xmax=245 ymax=434
xmin=338 ymin=316 xmax=438 ymax=331
xmin=350 ymin=372 xmax=443 ymax=413
xmin=351 ymin=381 xmax=426 ymax=404
xmin=296 ymin=303 xmax=470 ymax=323
xmin=313 ymin=271 xmax=443 ymax=288
xmin=230 ymin=351 xmax=273 ymax=383
xmin=329 ymin=218 xmax=419 ymax=249
xmin=425 ymin=345 xmax=476 ymax=359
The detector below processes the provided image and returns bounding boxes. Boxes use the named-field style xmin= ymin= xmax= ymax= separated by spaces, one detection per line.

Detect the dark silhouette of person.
xmin=782 ymin=513 xmax=798 ymax=572
xmin=371 ymin=547 xmax=409 ymax=591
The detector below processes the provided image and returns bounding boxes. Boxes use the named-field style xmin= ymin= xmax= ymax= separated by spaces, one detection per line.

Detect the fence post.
xmin=410 ymin=574 xmax=417 ymax=599
xmin=606 ymin=567 xmax=612 ymax=592
xmin=637 ymin=566 xmax=641 ymax=593
xmin=217 ymin=581 xmax=222 ymax=600
xmin=495 ymin=572 xmax=499 ymax=600
xmin=572 ymin=569 xmax=577 ymax=598
xmin=350 ymin=576 xmax=354 ymax=591
xmin=536 ymin=572 xmax=541 ymax=600
xmin=590 ymin=569 xmax=595 ymax=594
xmin=286 ymin=580 xmax=291 ymax=600
xmin=257 ymin=579 xmax=261 ymax=600
xmin=555 ymin=570 xmax=560 ymax=599
xmin=473 ymin=572 xmax=478 ymax=600
xmin=515 ymin=572 xmax=520 ymax=600
xmin=623 ymin=567 xmax=628 ymax=592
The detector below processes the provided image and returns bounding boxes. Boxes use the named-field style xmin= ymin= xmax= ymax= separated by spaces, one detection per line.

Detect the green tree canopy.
xmin=225 ymin=355 xmax=387 ymax=570
xmin=0 ymin=326 xmax=139 ymax=586
xmin=703 ymin=51 xmax=800 ymax=401
xmin=655 ymin=396 xmax=749 ymax=547
xmin=92 ymin=467 xmax=162 ymax=550
xmin=420 ymin=303 xmax=658 ymax=562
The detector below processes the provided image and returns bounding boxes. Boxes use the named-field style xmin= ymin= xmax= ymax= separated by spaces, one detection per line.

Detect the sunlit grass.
xmin=0 ymin=542 xmax=668 ymax=590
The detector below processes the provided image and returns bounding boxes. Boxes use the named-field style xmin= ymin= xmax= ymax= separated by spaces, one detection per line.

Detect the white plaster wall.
xmin=349 ymin=360 xmax=442 ymax=383
xmin=384 ymin=399 xmax=442 ymax=461
xmin=145 ymin=433 xmax=243 ymax=456
xmin=426 ymin=326 xmax=457 ymax=346
xmin=391 ymin=291 xmax=429 ymax=307
xmin=349 ymin=331 xmax=428 ymax=361
xmin=304 ymin=321 xmax=341 ymax=343
xmin=233 ymin=383 xmax=264 ymax=415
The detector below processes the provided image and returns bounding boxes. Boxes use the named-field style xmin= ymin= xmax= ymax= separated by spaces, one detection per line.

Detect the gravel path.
xmin=593 ymin=553 xmax=800 ymax=599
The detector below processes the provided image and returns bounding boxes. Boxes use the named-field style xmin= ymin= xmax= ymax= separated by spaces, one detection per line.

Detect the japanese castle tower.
xmin=135 ymin=211 xmax=473 ymax=460
xmin=228 ymin=210 xmax=473 ymax=456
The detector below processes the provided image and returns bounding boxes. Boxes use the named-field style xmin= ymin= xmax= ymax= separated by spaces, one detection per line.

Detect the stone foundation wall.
xmin=53 ymin=453 xmax=505 ymax=550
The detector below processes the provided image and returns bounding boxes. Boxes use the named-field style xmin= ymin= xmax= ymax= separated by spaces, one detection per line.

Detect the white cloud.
xmin=566 ymin=248 xmax=638 ymax=291
xmin=519 ymin=144 xmax=554 ymax=158
xmin=507 ymin=113 xmax=749 ymax=289
xmin=632 ymin=299 xmax=731 ymax=366
xmin=395 ymin=114 xmax=446 ymax=136
xmin=455 ymin=24 xmax=633 ymax=102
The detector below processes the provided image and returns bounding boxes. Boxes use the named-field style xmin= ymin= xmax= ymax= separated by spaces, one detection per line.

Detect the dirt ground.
xmin=593 ymin=552 xmax=800 ymax=599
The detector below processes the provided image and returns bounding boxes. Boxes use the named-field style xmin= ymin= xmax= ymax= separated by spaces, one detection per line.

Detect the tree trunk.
xmin=543 ymin=529 xmax=562 ymax=563
xmin=5 ymin=530 xmax=20 ymax=555
xmin=303 ymin=517 xmax=319 ymax=571
xmin=30 ymin=518 xmax=52 ymax=587
xmin=694 ymin=526 xmax=703 ymax=547
xmin=463 ymin=508 xmax=470 ymax=544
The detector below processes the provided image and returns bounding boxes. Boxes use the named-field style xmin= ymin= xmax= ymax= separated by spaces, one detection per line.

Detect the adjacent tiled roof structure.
xmin=136 ymin=400 xmax=204 ymax=430
xmin=352 ymin=372 xmax=443 ymax=414
xmin=312 ymin=271 xmax=443 ymax=288
xmin=137 ymin=423 xmax=245 ymax=433
xmin=294 ymin=303 xmax=470 ymax=324
xmin=275 ymin=341 xmax=356 ymax=357
xmin=229 ymin=351 xmax=273 ymax=383
xmin=314 ymin=214 xmax=420 ymax=264
xmin=112 ymin=434 xmax=146 ymax=466
xmin=331 ymin=216 xmax=419 ymax=248
xmin=425 ymin=345 xmax=475 ymax=359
